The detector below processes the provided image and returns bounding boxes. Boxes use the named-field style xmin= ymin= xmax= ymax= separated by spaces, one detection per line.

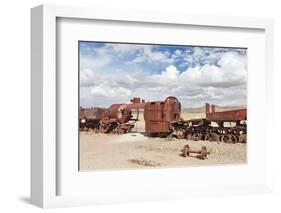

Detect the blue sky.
xmin=79 ymin=41 xmax=247 ymax=108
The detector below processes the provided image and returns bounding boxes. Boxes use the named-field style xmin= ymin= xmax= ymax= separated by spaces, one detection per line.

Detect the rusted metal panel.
xmin=80 ymin=107 xmax=105 ymax=120
xmin=205 ymin=103 xmax=247 ymax=121
xmin=131 ymin=97 xmax=141 ymax=104
xmin=211 ymin=105 xmax=215 ymax=113
xmin=144 ymin=96 xmax=181 ymax=133
xmin=206 ymin=109 xmax=247 ymax=121
xmin=145 ymin=121 xmax=170 ymax=133
xmin=144 ymin=102 xmax=166 ymax=133
xmin=126 ymin=103 xmax=145 ymax=110
xmin=144 ymin=102 xmax=164 ymax=121
xmin=129 ymin=97 xmax=145 ymax=109
xmin=163 ymin=96 xmax=181 ymax=121
xmin=103 ymin=104 xmax=131 ymax=123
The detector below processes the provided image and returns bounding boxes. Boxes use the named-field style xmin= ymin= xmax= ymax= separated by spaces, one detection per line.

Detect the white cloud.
xmin=131 ymin=46 xmax=174 ymax=64
xmin=104 ymin=43 xmax=143 ymax=54
xmin=80 ymin=46 xmax=247 ymax=108
xmin=183 ymin=54 xmax=194 ymax=63
xmin=174 ymin=49 xmax=182 ymax=56
xmin=179 ymin=51 xmax=246 ymax=87
xmin=90 ymin=85 xmax=132 ymax=98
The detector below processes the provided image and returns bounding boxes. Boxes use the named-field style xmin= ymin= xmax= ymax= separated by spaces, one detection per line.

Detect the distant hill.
xmin=182 ymin=105 xmax=246 ymax=113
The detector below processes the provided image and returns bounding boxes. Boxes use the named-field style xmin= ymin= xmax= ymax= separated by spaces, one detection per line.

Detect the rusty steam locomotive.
xmin=80 ymin=96 xmax=247 ymax=143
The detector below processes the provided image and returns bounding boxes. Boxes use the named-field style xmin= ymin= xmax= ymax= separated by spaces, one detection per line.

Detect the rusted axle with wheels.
xmin=181 ymin=145 xmax=210 ymax=160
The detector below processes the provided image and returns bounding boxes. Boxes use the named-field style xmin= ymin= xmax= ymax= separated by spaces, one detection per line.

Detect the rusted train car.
xmin=205 ymin=103 xmax=247 ymax=123
xmin=80 ymin=98 xmax=145 ymax=134
xmin=204 ymin=103 xmax=247 ymax=143
xmin=79 ymin=107 xmax=105 ymax=132
xmin=172 ymin=103 xmax=247 ymax=143
xmin=80 ymin=97 xmax=247 ymax=143
xmin=80 ymin=96 xmax=181 ymax=136
xmin=144 ymin=96 xmax=181 ymax=136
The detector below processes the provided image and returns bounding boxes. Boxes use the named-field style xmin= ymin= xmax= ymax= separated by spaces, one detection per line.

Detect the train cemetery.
xmin=79 ymin=97 xmax=247 ymax=170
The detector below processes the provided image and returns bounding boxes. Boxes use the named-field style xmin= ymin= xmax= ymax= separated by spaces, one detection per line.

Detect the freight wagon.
xmin=172 ymin=103 xmax=247 ymax=143
xmin=79 ymin=107 xmax=105 ymax=132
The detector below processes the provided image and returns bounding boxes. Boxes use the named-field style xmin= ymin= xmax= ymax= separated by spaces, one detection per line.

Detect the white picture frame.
xmin=31 ymin=4 xmax=274 ymax=208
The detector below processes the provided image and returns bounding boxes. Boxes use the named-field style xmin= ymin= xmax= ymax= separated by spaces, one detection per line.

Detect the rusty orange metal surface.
xmin=103 ymin=104 xmax=132 ymax=123
xmin=145 ymin=121 xmax=170 ymax=133
xmin=126 ymin=103 xmax=145 ymax=110
xmin=80 ymin=98 xmax=247 ymax=139
xmin=130 ymin=97 xmax=141 ymax=104
xmin=144 ymin=96 xmax=181 ymax=133
xmin=80 ymin=107 xmax=105 ymax=120
xmin=163 ymin=96 xmax=181 ymax=121
xmin=205 ymin=103 xmax=247 ymax=121
xmin=127 ymin=97 xmax=145 ymax=110
xmin=144 ymin=102 xmax=165 ymax=121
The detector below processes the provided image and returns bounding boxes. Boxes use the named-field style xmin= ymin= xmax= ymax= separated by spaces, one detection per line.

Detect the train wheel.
xmin=229 ymin=134 xmax=238 ymax=143
xmin=239 ymin=134 xmax=247 ymax=143
xmin=192 ymin=133 xmax=201 ymax=141
xmin=221 ymin=134 xmax=230 ymax=143
xmin=211 ymin=133 xmax=220 ymax=142
xmin=176 ymin=128 xmax=185 ymax=139
xmin=186 ymin=134 xmax=192 ymax=140
xmin=204 ymin=133 xmax=213 ymax=141
xmin=182 ymin=144 xmax=190 ymax=157
xmin=205 ymin=133 xmax=220 ymax=142
xmin=221 ymin=134 xmax=237 ymax=143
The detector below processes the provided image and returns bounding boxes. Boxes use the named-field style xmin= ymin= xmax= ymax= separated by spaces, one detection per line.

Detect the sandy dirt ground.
xmin=79 ymin=112 xmax=247 ymax=171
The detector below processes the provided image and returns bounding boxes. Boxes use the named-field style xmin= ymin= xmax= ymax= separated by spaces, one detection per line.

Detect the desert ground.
xmin=79 ymin=112 xmax=247 ymax=171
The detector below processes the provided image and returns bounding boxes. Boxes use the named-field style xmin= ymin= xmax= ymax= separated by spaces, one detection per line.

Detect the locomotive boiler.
xmin=99 ymin=103 xmax=136 ymax=134
xmin=102 ymin=104 xmax=132 ymax=123
xmin=80 ymin=98 xmax=145 ymax=134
